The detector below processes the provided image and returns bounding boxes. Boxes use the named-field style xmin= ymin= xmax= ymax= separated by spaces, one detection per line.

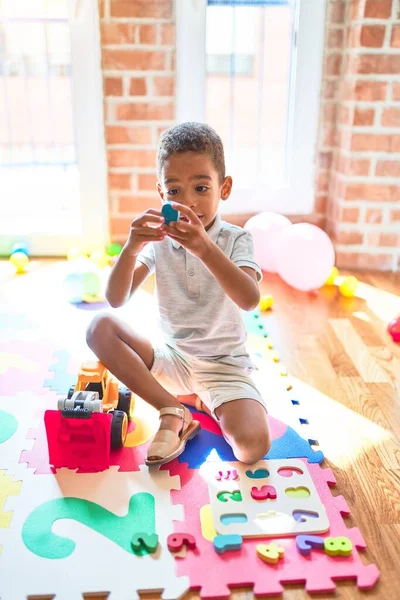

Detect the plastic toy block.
xmin=162 ymin=201 xmax=180 ymax=224
xmin=324 ymin=536 xmax=352 ymax=557
xmin=245 ymin=468 xmax=269 ymax=479
xmin=213 ymin=534 xmax=242 ymax=554
xmin=167 ymin=533 xmax=196 ymax=553
xmin=251 ymin=485 xmax=277 ymax=501
xmin=296 ymin=534 xmax=325 ymax=555
xmin=272 ymin=352 xmax=280 ymax=363
xmin=217 ymin=490 xmax=242 ymax=503
xmin=286 ymin=383 xmax=293 ymax=391
xmin=131 ymin=532 xmax=159 ymax=554
xmin=256 ymin=542 xmax=284 ymax=564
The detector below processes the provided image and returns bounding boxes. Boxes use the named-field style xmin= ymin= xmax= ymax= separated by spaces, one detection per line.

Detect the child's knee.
xmin=86 ymin=313 xmax=115 ymax=348
xmin=231 ymin=427 xmax=271 ymax=465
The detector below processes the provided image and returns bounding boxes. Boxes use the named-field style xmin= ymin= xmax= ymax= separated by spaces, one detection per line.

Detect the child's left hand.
xmin=162 ymin=203 xmax=212 ymax=258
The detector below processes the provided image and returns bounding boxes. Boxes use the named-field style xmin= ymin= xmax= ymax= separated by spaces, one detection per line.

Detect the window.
xmin=176 ymin=0 xmax=326 ymax=215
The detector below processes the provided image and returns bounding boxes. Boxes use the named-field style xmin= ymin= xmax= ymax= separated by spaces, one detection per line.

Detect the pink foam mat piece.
xmin=0 ymin=339 xmax=61 ymax=396
xmin=162 ymin=459 xmax=379 ymax=597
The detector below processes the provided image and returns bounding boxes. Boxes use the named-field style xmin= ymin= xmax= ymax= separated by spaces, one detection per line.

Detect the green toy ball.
xmin=106 ymin=243 xmax=123 ymax=257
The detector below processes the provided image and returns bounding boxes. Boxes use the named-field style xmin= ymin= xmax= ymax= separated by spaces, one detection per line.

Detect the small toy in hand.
xmin=388 ymin=316 xmax=400 ymax=343
xmin=162 ymin=201 xmax=180 ymax=225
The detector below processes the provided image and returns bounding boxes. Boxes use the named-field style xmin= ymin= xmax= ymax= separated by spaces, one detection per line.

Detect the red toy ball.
xmin=388 ymin=316 xmax=400 ymax=343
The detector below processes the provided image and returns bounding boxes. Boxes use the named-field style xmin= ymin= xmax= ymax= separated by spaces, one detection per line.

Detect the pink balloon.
xmin=276 ymin=223 xmax=335 ymax=292
xmin=245 ymin=212 xmax=292 ymax=273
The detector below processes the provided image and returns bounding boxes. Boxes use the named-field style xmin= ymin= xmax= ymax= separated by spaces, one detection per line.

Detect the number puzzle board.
xmin=201 ymin=458 xmax=329 ymax=537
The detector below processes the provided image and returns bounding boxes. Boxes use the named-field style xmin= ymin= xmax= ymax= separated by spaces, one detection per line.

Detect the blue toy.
xmin=162 ymin=201 xmax=180 ymax=225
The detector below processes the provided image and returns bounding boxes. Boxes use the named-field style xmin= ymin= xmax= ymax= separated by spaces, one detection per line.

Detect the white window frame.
xmin=175 ymin=0 xmax=326 ymax=215
xmin=1 ymin=0 xmax=109 ymax=256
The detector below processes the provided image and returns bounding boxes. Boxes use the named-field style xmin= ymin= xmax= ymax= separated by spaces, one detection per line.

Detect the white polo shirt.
xmin=137 ymin=214 xmax=262 ymax=368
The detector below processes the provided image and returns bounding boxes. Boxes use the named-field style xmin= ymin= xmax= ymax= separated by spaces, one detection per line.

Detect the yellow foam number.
xmin=324 ymin=536 xmax=352 ymax=557
xmin=256 ymin=542 xmax=284 ymax=565
xmin=200 ymin=504 xmax=217 ymax=542
xmin=0 ymin=471 xmax=22 ymax=528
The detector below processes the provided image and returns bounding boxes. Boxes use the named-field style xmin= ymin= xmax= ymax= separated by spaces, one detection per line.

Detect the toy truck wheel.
xmin=117 ymin=386 xmax=134 ymax=421
xmin=110 ymin=410 xmax=128 ymax=449
xmin=67 ymin=385 xmax=76 ymax=399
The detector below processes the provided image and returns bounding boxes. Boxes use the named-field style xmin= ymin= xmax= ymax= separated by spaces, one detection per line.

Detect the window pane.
xmin=0 ymin=1 xmax=80 ymax=235
xmin=205 ymin=1 xmax=297 ymax=197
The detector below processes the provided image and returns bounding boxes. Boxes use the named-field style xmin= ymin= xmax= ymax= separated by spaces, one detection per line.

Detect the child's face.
xmin=157 ymin=152 xmax=232 ymax=230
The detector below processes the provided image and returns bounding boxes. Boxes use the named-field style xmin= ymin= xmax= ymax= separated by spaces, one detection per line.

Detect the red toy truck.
xmin=45 ymin=361 xmax=134 ymax=471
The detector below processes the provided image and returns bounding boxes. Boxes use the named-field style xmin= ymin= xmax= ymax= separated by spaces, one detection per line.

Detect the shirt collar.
xmin=171 ymin=213 xmax=222 ymax=249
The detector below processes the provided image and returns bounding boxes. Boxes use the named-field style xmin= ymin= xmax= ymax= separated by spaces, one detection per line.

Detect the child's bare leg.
xmin=86 ymin=313 xmax=186 ymax=447
xmin=215 ymin=399 xmax=271 ymax=464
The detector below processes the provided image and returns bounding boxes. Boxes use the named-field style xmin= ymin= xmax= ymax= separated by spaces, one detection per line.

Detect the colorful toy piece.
xmin=387 ymin=316 xmax=400 ymax=342
xmin=251 ymin=485 xmax=277 ymax=501
xmin=216 ymin=469 xmax=239 ymax=481
xmin=256 ymin=542 xmax=284 ymax=564
xmin=131 ymin=532 xmax=159 ymax=554
xmin=89 ymin=250 xmax=109 ymax=269
xmin=296 ymin=534 xmax=325 ymax=555
xmin=324 ymin=536 xmax=352 ymax=557
xmin=106 ymin=242 xmax=122 ymax=257
xmin=259 ymin=294 xmax=274 ymax=311
xmin=162 ymin=201 xmax=180 ymax=224
xmin=11 ymin=242 xmax=29 ymax=256
xmin=339 ymin=275 xmax=358 ymax=298
xmin=167 ymin=533 xmax=196 ymax=553
xmin=44 ymin=361 xmax=135 ymax=471
xmin=9 ymin=251 xmax=29 ymax=274
xmin=213 ymin=534 xmax=242 ymax=554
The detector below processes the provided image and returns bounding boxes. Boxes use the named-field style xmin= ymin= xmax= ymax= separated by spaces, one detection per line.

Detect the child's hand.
xmin=162 ymin=203 xmax=211 ymax=258
xmin=125 ymin=209 xmax=166 ymax=256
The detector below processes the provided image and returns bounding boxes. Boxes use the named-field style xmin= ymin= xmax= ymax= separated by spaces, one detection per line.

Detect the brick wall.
xmin=317 ymin=0 xmax=400 ymax=271
xmin=99 ymin=0 xmax=399 ymax=271
xmin=99 ymin=0 xmax=175 ymax=241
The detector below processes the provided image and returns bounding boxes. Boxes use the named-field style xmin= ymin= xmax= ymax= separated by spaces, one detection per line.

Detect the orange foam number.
xmin=324 ymin=536 xmax=352 ymax=557
xmin=167 ymin=533 xmax=196 ymax=553
xmin=256 ymin=542 xmax=285 ymax=565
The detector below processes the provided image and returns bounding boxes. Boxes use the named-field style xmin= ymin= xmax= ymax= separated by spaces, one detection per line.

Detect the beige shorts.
xmin=150 ymin=343 xmax=267 ymax=420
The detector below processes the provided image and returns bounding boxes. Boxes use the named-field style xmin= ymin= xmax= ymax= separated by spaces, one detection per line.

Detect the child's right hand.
xmin=125 ymin=209 xmax=166 ymax=256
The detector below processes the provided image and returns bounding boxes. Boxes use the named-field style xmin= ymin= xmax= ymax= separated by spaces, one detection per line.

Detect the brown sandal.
xmin=145 ymin=406 xmax=201 ymax=466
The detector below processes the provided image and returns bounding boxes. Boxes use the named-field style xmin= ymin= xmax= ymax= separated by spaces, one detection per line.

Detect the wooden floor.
xmin=1 ymin=260 xmax=400 ymax=599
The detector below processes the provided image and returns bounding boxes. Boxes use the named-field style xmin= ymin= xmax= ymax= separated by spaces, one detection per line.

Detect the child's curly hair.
xmin=157 ymin=122 xmax=225 ymax=182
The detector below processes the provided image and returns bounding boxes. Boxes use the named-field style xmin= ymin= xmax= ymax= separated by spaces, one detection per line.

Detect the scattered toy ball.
xmin=106 ymin=242 xmax=123 ymax=257
xmin=9 ymin=251 xmax=29 ymax=274
xmin=325 ymin=266 xmax=339 ymax=286
xmin=259 ymin=294 xmax=274 ymax=311
xmin=339 ymin=275 xmax=358 ymax=298
xmin=388 ymin=316 xmax=400 ymax=343
xmin=90 ymin=250 xmax=109 ymax=269
xmin=11 ymin=242 xmax=29 ymax=257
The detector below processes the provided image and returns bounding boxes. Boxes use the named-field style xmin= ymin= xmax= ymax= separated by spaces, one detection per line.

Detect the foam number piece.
xmin=296 ymin=535 xmax=325 ymax=556
xmin=217 ymin=490 xmax=242 ymax=503
xmin=324 ymin=536 xmax=353 ymax=557
xmin=285 ymin=486 xmax=311 ymax=498
xmin=0 ymin=471 xmax=22 ymax=528
xmin=216 ymin=469 xmax=238 ymax=481
xmin=245 ymin=468 xmax=270 ymax=479
xmin=251 ymin=485 xmax=277 ymax=501
xmin=162 ymin=201 xmax=180 ymax=224
xmin=256 ymin=542 xmax=285 ymax=565
xmin=131 ymin=532 xmax=159 ymax=554
xmin=213 ymin=534 xmax=242 ymax=554
xmin=167 ymin=533 xmax=196 ymax=553
xmin=292 ymin=510 xmax=319 ymax=523
xmin=22 ymin=493 xmax=156 ymax=558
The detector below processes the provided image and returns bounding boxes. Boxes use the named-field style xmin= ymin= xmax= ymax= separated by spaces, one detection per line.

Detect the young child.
xmin=86 ymin=122 xmax=271 ymax=466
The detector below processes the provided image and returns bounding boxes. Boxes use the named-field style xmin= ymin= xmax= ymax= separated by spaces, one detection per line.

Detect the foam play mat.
xmin=0 ymin=298 xmax=380 ymax=598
